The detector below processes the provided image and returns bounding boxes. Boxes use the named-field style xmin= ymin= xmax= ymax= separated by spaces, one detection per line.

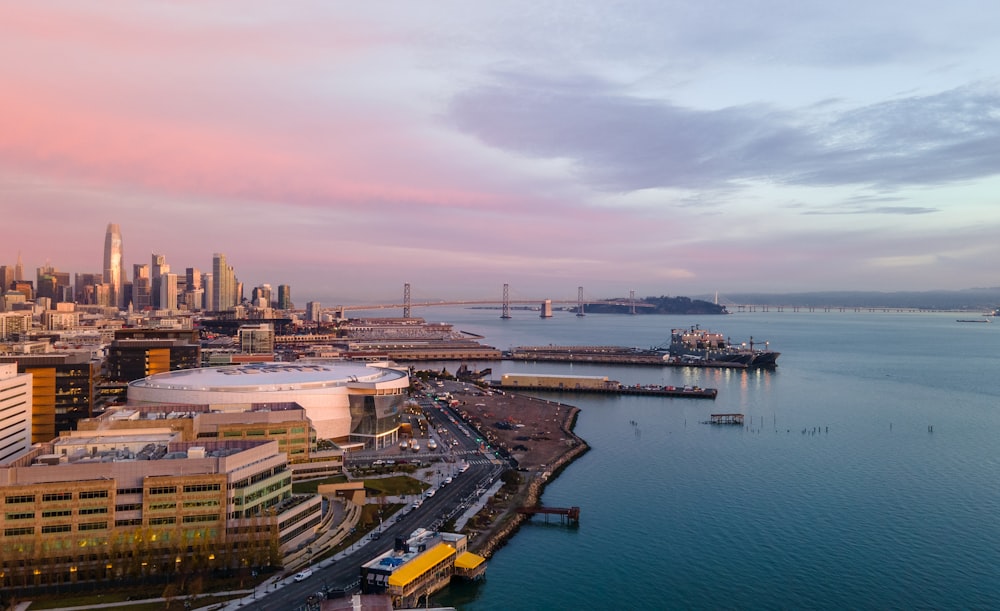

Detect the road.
xmin=241 ymin=385 xmax=508 ymax=611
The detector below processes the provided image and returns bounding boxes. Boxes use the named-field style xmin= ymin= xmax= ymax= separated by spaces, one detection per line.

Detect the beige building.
xmin=0 ymin=431 xmax=321 ymax=588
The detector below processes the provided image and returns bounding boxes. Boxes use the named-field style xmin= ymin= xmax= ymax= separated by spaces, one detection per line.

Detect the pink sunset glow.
xmin=4 ymin=2 xmax=1000 ymax=303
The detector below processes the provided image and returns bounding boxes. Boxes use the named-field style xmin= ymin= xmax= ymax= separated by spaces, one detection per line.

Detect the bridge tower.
xmin=403 ymin=283 xmax=411 ymax=318
xmin=629 ymin=289 xmax=636 ymax=315
xmin=540 ymin=299 xmax=553 ymax=318
xmin=501 ymin=283 xmax=511 ymax=319
xmin=576 ymin=286 xmax=585 ymax=317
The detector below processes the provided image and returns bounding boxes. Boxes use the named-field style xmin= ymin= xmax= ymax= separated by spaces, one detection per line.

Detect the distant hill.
xmin=699 ymin=288 xmax=1000 ymax=311
xmin=585 ymin=295 xmax=727 ymax=315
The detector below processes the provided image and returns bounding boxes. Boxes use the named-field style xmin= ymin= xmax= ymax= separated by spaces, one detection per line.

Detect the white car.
xmin=294 ymin=568 xmax=314 ymax=582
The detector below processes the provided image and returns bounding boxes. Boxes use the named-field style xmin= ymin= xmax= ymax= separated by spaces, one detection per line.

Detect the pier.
xmin=707 ymin=413 xmax=744 ymax=425
xmin=517 ymin=505 xmax=581 ymax=525
xmin=509 ymin=345 xmax=750 ymax=368
xmin=492 ymin=380 xmax=718 ymax=399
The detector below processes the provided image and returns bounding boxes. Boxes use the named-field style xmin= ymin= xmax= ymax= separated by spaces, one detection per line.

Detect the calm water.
xmin=387 ymin=308 xmax=1000 ymax=610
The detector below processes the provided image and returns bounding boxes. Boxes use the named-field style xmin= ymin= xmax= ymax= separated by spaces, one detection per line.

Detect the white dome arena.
xmin=128 ymin=361 xmax=409 ymax=446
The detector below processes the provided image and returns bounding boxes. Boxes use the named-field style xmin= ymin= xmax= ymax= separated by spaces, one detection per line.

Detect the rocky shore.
xmin=448 ymin=390 xmax=589 ymax=558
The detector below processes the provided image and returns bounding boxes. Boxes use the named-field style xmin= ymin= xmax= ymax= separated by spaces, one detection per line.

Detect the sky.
xmin=3 ymin=1 xmax=1000 ymax=305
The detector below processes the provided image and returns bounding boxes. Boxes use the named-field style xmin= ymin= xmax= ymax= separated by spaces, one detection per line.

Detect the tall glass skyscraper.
xmin=103 ymin=223 xmax=126 ymax=308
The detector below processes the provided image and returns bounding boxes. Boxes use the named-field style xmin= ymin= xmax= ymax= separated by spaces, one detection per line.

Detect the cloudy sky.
xmin=3 ymin=1 xmax=1000 ymax=305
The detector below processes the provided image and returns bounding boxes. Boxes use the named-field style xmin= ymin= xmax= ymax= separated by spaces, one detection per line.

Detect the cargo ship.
xmin=668 ymin=325 xmax=779 ymax=368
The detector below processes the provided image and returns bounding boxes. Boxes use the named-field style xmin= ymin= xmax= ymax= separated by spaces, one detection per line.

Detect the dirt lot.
xmin=447 ymin=386 xmax=580 ymax=471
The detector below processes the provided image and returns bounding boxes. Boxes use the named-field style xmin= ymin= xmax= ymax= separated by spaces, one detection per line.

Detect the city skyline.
xmin=3 ymin=3 xmax=1000 ymax=302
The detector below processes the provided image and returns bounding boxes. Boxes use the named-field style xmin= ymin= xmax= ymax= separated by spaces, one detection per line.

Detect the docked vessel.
xmin=668 ymin=326 xmax=779 ymax=368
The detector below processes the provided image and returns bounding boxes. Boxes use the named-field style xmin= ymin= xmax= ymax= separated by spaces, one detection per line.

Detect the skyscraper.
xmin=277 ymin=284 xmax=291 ymax=310
xmin=103 ymin=223 xmax=126 ymax=308
xmin=150 ymin=254 xmax=168 ymax=309
xmin=212 ymin=253 xmax=237 ymax=311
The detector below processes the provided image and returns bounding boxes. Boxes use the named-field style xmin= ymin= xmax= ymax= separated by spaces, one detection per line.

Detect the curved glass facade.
xmin=349 ymin=393 xmax=403 ymax=449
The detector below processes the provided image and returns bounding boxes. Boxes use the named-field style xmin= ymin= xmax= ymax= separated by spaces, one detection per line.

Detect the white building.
xmin=127 ymin=361 xmax=409 ymax=448
xmin=0 ymin=363 xmax=32 ymax=463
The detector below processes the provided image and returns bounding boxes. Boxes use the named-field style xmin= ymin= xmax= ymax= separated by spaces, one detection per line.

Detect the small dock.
xmin=706 ymin=413 xmax=744 ymax=425
xmin=517 ymin=505 xmax=581 ymax=525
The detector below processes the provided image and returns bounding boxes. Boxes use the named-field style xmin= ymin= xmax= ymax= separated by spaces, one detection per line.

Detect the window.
xmin=183 ymin=514 xmax=219 ymax=524
xmin=4 ymin=495 xmax=35 ymax=504
xmin=149 ymin=502 xmax=176 ymax=511
xmin=116 ymin=503 xmax=142 ymax=512
xmin=148 ymin=486 xmax=176 ymax=495
xmin=42 ymin=524 xmax=72 ymax=533
xmin=4 ymin=527 xmax=33 ymax=536
xmin=5 ymin=512 xmax=33 ymax=520
xmin=42 ymin=492 xmax=72 ymax=502
xmin=79 ymin=521 xmax=108 ymax=531
xmin=79 ymin=507 xmax=109 ymax=515
xmin=183 ymin=484 xmax=221 ymax=494
xmin=148 ymin=517 xmax=176 ymax=526
xmin=79 ymin=490 xmax=109 ymax=499
xmin=42 ymin=510 xmax=72 ymax=518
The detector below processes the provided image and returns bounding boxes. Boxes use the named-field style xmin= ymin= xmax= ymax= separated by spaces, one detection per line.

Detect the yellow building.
xmin=360 ymin=529 xmax=486 ymax=608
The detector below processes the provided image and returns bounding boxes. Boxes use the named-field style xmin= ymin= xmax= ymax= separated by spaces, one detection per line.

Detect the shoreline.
xmin=468 ymin=398 xmax=589 ymax=559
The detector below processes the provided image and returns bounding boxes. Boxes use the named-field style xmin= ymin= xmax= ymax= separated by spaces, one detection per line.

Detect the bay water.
xmin=389 ymin=308 xmax=1000 ymax=610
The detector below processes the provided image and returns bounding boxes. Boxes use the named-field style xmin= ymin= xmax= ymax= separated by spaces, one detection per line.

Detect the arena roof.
xmin=129 ymin=361 xmax=407 ymax=393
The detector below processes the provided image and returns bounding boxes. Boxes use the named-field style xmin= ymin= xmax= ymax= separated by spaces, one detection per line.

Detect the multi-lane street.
xmin=240 ymin=386 xmax=508 ymax=611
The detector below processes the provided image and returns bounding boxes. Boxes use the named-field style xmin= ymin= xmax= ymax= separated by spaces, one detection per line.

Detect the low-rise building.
xmin=360 ymin=528 xmax=486 ymax=608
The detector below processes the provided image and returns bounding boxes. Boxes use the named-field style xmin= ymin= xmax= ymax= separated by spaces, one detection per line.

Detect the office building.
xmin=0 ymin=363 xmax=32 ymax=463
xmin=160 ymin=272 xmax=178 ymax=311
xmin=212 ymin=253 xmax=238 ymax=312
xmin=103 ymin=223 xmax=126 ymax=308
xmin=201 ymin=272 xmax=213 ymax=311
xmin=150 ymin=254 xmax=168 ymax=309
xmin=0 ymin=354 xmax=96 ymax=443
xmin=132 ymin=264 xmax=150 ymax=310
xmin=239 ymin=323 xmax=274 ymax=355
xmin=306 ymin=301 xmax=322 ymax=322
xmin=0 ymin=432 xmax=321 ymax=588
xmin=277 ymin=284 xmax=291 ymax=310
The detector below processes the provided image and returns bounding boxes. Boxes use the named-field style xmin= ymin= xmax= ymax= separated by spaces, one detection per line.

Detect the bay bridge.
xmin=327 ymin=284 xmax=655 ymax=319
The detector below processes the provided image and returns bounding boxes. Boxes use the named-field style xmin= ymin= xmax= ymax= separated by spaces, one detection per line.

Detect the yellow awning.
xmin=454 ymin=551 xmax=486 ymax=570
xmin=387 ymin=543 xmax=456 ymax=588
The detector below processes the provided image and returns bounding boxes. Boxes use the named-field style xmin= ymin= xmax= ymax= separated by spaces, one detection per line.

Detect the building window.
xmin=79 ymin=507 xmax=109 ymax=515
xmin=149 ymin=517 xmax=176 ymax=526
xmin=42 ymin=510 xmax=73 ymax=518
xmin=183 ymin=484 xmax=221 ymax=493
xmin=4 ymin=527 xmax=34 ymax=536
xmin=148 ymin=486 xmax=177 ymax=495
xmin=79 ymin=521 xmax=108 ymax=531
xmin=79 ymin=490 xmax=110 ymax=499
xmin=4 ymin=495 xmax=35 ymax=504
xmin=5 ymin=512 xmax=34 ymax=520
xmin=42 ymin=492 xmax=73 ymax=502
xmin=42 ymin=524 xmax=72 ymax=533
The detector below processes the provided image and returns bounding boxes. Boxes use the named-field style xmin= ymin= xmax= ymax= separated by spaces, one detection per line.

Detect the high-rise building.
xmin=0 ymin=363 xmax=32 ymax=462
xmin=132 ymin=264 xmax=150 ymax=309
xmin=211 ymin=253 xmax=238 ymax=311
xmin=150 ymin=254 xmax=168 ymax=309
xmin=252 ymin=284 xmax=272 ymax=308
xmin=306 ymin=301 xmax=321 ymax=322
xmin=160 ymin=273 xmax=178 ymax=310
xmin=14 ymin=252 xmax=24 ymax=282
xmin=201 ymin=272 xmax=213 ymax=311
xmin=0 ymin=265 xmax=14 ymax=292
xmin=277 ymin=284 xmax=291 ymax=310
xmin=102 ymin=223 xmax=126 ymax=308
